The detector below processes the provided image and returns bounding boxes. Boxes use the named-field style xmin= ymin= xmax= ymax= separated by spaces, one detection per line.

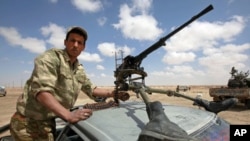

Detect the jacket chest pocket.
xmin=75 ymin=74 xmax=85 ymax=93
xmin=57 ymin=69 xmax=73 ymax=92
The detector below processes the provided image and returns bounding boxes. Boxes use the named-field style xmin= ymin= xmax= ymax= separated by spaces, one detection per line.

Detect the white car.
xmin=0 ymin=86 xmax=6 ymax=96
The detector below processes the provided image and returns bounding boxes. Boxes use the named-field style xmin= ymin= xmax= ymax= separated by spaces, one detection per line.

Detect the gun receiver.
xmin=114 ymin=5 xmax=213 ymax=100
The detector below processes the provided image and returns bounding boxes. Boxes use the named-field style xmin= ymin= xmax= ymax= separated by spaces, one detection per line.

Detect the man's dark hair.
xmin=65 ymin=27 xmax=88 ymax=44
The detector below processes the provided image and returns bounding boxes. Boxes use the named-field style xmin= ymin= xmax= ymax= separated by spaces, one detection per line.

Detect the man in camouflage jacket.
xmin=10 ymin=26 xmax=119 ymax=141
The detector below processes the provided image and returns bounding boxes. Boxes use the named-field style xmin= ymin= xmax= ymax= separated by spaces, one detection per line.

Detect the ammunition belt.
xmin=82 ymin=100 xmax=118 ymax=111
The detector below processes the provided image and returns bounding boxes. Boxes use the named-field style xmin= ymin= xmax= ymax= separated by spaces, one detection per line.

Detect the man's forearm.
xmin=36 ymin=91 xmax=71 ymax=121
xmin=92 ymin=87 xmax=114 ymax=98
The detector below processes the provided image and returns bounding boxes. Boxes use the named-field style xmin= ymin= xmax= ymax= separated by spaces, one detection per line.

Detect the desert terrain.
xmin=1 ymin=86 xmax=250 ymax=138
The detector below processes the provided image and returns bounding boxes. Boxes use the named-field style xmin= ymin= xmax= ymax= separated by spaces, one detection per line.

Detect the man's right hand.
xmin=68 ymin=108 xmax=92 ymax=123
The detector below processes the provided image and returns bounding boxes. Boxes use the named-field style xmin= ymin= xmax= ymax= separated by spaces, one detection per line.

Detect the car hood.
xmin=69 ymin=101 xmax=228 ymax=141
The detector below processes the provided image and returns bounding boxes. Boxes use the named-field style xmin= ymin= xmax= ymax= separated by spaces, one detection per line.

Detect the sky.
xmin=0 ymin=0 xmax=249 ymax=87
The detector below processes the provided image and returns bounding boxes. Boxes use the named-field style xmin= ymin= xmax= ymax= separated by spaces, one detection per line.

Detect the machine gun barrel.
xmin=145 ymin=87 xmax=196 ymax=101
xmin=134 ymin=4 xmax=213 ymax=63
xmin=129 ymin=82 xmax=196 ymax=104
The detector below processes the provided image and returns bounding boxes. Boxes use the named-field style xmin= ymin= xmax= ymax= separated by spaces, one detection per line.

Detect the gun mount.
xmin=114 ymin=5 xmax=213 ymax=98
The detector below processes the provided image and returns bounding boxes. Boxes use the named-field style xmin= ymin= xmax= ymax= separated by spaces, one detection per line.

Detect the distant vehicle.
xmin=0 ymin=101 xmax=229 ymax=141
xmin=176 ymin=85 xmax=191 ymax=92
xmin=0 ymin=86 xmax=7 ymax=96
xmin=209 ymin=67 xmax=250 ymax=109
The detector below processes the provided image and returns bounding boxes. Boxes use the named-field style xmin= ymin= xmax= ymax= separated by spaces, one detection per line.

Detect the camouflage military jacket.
xmin=16 ymin=48 xmax=96 ymax=120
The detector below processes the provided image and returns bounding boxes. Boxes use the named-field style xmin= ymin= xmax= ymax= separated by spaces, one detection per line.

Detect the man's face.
xmin=64 ymin=33 xmax=86 ymax=59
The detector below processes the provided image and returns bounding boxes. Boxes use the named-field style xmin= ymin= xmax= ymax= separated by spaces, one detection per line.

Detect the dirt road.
xmin=1 ymin=86 xmax=250 ymax=138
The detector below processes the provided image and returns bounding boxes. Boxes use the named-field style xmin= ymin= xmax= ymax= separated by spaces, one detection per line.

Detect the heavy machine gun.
xmin=112 ymin=4 xmax=238 ymax=118
xmin=114 ymin=5 xmax=213 ymax=100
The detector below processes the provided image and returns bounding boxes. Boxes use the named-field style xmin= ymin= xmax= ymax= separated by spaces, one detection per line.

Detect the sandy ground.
xmin=1 ymin=86 xmax=250 ymax=138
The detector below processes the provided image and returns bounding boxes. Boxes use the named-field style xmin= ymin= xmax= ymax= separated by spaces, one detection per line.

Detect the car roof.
xmin=71 ymin=101 xmax=216 ymax=141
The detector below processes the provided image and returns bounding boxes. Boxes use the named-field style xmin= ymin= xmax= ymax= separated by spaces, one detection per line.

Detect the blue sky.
xmin=0 ymin=0 xmax=249 ymax=87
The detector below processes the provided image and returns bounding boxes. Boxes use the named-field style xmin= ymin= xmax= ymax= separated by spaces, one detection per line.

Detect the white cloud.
xmin=0 ymin=27 xmax=46 ymax=54
xmin=113 ymin=0 xmax=163 ymax=41
xmin=144 ymin=15 xmax=249 ymax=85
xmin=96 ymin=64 xmax=105 ymax=70
xmin=220 ymin=43 xmax=250 ymax=53
xmin=100 ymin=73 xmax=106 ymax=77
xmin=199 ymin=45 xmax=249 ymax=69
xmin=0 ymin=23 xmax=69 ymax=54
xmin=160 ymin=15 xmax=249 ymax=70
xmin=78 ymin=52 xmax=102 ymax=62
xmin=152 ymin=65 xmax=205 ymax=77
xmin=71 ymin=0 xmax=103 ymax=13
xmin=97 ymin=42 xmax=116 ymax=57
xmin=148 ymin=65 xmax=206 ymax=85
xmin=40 ymin=23 xmax=65 ymax=48
xmin=202 ymin=43 xmax=250 ymax=56
xmin=119 ymin=45 xmax=134 ymax=56
xmin=97 ymin=42 xmax=134 ymax=57
xmin=162 ymin=51 xmax=196 ymax=65
xmin=131 ymin=0 xmax=152 ymax=14
xmin=165 ymin=15 xmax=246 ymax=52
